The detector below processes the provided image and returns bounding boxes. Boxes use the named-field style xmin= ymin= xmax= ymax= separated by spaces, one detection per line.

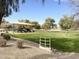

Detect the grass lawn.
xmin=10 ymin=30 xmax=79 ymax=52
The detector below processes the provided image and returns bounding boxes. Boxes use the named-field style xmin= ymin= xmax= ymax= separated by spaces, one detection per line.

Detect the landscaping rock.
xmin=17 ymin=40 xmax=23 ymax=48
xmin=0 ymin=39 xmax=7 ymax=47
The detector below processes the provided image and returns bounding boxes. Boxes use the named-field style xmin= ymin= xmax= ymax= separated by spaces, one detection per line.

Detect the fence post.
xmin=50 ymin=38 xmax=52 ymax=51
xmin=39 ymin=37 xmax=41 ymax=47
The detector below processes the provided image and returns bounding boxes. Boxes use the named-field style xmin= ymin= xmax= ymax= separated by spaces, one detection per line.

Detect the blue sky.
xmin=5 ymin=0 xmax=73 ymax=25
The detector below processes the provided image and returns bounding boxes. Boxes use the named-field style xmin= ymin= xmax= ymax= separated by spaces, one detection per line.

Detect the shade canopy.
xmin=13 ymin=22 xmax=34 ymax=26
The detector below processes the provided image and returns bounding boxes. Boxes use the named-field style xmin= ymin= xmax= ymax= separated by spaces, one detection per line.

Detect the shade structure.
xmin=13 ymin=22 xmax=34 ymax=26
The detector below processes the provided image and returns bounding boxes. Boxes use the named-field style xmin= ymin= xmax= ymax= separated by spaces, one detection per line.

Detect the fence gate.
xmin=39 ymin=38 xmax=52 ymax=52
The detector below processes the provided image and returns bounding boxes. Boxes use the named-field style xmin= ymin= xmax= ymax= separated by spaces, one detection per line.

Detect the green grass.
xmin=10 ymin=30 xmax=79 ymax=52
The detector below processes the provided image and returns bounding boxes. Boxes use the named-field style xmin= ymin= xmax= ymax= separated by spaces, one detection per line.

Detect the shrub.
xmin=3 ymin=33 xmax=11 ymax=40
xmin=0 ymin=39 xmax=7 ymax=47
xmin=17 ymin=40 xmax=23 ymax=48
xmin=1 ymin=33 xmax=5 ymax=36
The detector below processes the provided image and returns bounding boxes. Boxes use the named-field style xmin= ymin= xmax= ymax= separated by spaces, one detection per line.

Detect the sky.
xmin=5 ymin=0 xmax=73 ymax=25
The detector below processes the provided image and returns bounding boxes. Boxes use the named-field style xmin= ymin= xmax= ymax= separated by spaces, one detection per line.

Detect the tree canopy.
xmin=0 ymin=0 xmax=25 ymax=24
xmin=31 ymin=21 xmax=41 ymax=29
xmin=72 ymin=19 xmax=79 ymax=30
xmin=43 ymin=17 xmax=55 ymax=29
xmin=59 ymin=16 xmax=74 ymax=30
xmin=18 ymin=19 xmax=30 ymax=23
xmin=69 ymin=0 xmax=79 ymax=18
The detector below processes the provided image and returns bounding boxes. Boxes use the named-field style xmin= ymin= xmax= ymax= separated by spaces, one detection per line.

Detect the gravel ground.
xmin=0 ymin=40 xmax=53 ymax=59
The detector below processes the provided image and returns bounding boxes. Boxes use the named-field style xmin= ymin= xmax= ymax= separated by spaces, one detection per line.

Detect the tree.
xmin=69 ymin=0 xmax=79 ymax=19
xmin=69 ymin=0 xmax=79 ymax=10
xmin=59 ymin=16 xmax=74 ymax=30
xmin=0 ymin=19 xmax=10 ymax=29
xmin=6 ymin=25 xmax=13 ymax=31
xmin=25 ymin=19 xmax=30 ymax=23
xmin=18 ymin=19 xmax=30 ymax=23
xmin=72 ymin=19 xmax=79 ymax=30
xmin=0 ymin=0 xmax=26 ymax=24
xmin=42 ymin=0 xmax=61 ymax=4
xmin=1 ymin=19 xmax=9 ymax=23
xmin=31 ymin=21 xmax=41 ymax=29
xmin=43 ymin=17 xmax=55 ymax=29
xmin=68 ymin=0 xmax=79 ymax=30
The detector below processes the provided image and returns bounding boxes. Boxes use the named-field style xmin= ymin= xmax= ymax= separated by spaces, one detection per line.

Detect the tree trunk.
xmin=0 ymin=14 xmax=3 ymax=25
xmin=0 ymin=17 xmax=2 ymax=28
xmin=0 ymin=17 xmax=2 ymax=24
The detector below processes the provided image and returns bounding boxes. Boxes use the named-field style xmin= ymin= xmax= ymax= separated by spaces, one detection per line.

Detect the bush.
xmin=0 ymin=39 xmax=7 ymax=47
xmin=3 ymin=33 xmax=11 ymax=40
xmin=1 ymin=33 xmax=4 ymax=36
xmin=17 ymin=40 xmax=23 ymax=48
